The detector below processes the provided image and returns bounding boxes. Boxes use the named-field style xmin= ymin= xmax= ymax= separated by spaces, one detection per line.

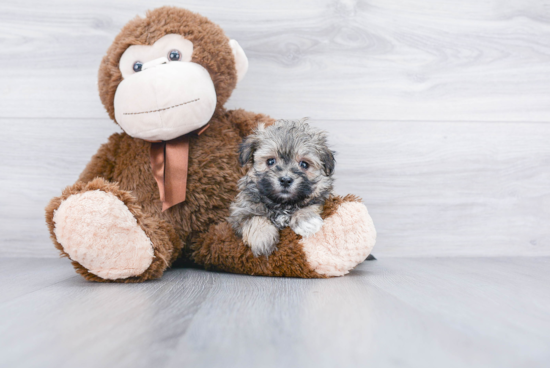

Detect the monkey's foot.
xmin=300 ymin=197 xmax=376 ymax=276
xmin=52 ymin=190 xmax=154 ymax=280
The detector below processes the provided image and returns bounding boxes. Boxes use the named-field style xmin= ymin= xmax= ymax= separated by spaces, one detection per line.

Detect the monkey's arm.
xmin=77 ymin=133 xmax=122 ymax=183
xmin=225 ymin=109 xmax=276 ymax=137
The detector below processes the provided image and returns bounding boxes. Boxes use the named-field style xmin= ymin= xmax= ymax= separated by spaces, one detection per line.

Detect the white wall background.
xmin=1 ymin=0 xmax=549 ymax=258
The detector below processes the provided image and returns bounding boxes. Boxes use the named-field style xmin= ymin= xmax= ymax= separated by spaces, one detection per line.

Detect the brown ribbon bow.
xmin=149 ymin=124 xmax=209 ymax=211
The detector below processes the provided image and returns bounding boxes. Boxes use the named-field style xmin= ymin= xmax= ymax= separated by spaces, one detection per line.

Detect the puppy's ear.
xmin=320 ymin=148 xmax=336 ymax=176
xmin=239 ymin=134 xmax=259 ymax=166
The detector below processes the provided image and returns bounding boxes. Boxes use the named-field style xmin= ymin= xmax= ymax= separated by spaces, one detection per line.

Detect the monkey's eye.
xmin=266 ymin=158 xmax=276 ymax=166
xmin=299 ymin=161 xmax=309 ymax=170
xmin=168 ymin=49 xmax=181 ymax=61
xmin=133 ymin=61 xmax=143 ymax=72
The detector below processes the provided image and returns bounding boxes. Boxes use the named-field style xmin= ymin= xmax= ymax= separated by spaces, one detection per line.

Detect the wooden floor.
xmin=1 ymin=257 xmax=549 ymax=368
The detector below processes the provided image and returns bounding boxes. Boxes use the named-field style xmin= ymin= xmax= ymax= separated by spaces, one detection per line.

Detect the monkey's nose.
xmin=142 ymin=57 xmax=169 ymax=71
xmin=279 ymin=176 xmax=294 ymax=188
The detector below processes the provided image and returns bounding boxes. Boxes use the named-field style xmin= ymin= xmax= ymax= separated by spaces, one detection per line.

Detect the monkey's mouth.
xmin=122 ymin=98 xmax=200 ymax=116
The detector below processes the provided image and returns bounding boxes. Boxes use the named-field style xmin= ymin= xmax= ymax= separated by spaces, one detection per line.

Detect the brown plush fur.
xmin=45 ymin=6 xmax=357 ymax=282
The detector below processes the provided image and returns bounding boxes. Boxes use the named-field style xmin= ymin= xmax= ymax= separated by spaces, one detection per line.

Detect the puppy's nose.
xmin=279 ymin=176 xmax=294 ymax=188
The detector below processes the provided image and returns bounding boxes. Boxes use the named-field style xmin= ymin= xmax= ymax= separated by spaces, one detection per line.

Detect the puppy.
xmin=228 ymin=119 xmax=335 ymax=257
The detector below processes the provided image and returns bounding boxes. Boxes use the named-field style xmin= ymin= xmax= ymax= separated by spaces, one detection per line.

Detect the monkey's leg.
xmin=45 ymin=178 xmax=181 ymax=283
xmin=192 ymin=195 xmax=376 ymax=278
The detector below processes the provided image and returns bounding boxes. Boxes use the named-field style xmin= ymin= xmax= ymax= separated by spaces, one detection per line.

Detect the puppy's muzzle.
xmin=279 ymin=176 xmax=294 ymax=188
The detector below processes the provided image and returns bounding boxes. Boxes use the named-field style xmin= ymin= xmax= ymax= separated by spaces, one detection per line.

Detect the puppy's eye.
xmin=168 ymin=49 xmax=181 ymax=61
xmin=266 ymin=158 xmax=276 ymax=166
xmin=133 ymin=61 xmax=143 ymax=72
xmin=299 ymin=161 xmax=309 ymax=170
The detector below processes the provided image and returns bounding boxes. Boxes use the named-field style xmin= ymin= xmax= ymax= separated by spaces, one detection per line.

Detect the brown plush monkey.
xmin=45 ymin=6 xmax=376 ymax=283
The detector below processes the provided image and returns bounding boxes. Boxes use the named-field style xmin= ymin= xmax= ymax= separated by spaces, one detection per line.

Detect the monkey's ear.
xmin=320 ymin=148 xmax=336 ymax=176
xmin=239 ymin=135 xmax=258 ymax=166
xmin=229 ymin=39 xmax=249 ymax=83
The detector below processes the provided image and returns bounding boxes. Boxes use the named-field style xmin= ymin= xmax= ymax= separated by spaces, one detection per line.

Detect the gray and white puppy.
xmin=228 ymin=119 xmax=335 ymax=257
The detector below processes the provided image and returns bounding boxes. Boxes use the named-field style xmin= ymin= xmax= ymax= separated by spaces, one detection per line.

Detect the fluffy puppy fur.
xmin=228 ymin=119 xmax=335 ymax=256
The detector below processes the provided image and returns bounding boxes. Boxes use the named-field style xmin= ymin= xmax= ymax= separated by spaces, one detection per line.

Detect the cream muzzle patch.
xmin=114 ymin=34 xmax=216 ymax=141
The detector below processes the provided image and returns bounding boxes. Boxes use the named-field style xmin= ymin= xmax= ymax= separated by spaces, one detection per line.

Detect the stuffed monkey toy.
xmin=45 ymin=6 xmax=376 ymax=283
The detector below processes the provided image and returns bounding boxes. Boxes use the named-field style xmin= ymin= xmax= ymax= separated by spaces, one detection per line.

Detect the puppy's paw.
xmin=292 ymin=215 xmax=323 ymax=238
xmin=242 ymin=216 xmax=279 ymax=257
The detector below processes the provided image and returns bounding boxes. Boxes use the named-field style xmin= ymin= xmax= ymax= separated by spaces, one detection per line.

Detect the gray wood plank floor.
xmin=1 ymin=257 xmax=549 ymax=368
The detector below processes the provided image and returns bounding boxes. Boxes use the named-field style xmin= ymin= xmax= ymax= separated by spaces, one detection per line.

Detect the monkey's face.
xmin=114 ymin=34 xmax=219 ymax=141
xmin=98 ymin=7 xmax=249 ymax=141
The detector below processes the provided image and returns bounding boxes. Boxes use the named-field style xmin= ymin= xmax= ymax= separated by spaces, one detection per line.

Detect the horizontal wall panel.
xmin=1 ymin=0 xmax=549 ymax=121
xmin=1 ymin=117 xmax=548 ymax=257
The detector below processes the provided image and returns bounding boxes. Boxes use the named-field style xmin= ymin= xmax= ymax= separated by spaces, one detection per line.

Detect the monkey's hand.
xmin=290 ymin=205 xmax=324 ymax=238
xmin=241 ymin=216 xmax=280 ymax=257
xmin=194 ymin=195 xmax=376 ymax=278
